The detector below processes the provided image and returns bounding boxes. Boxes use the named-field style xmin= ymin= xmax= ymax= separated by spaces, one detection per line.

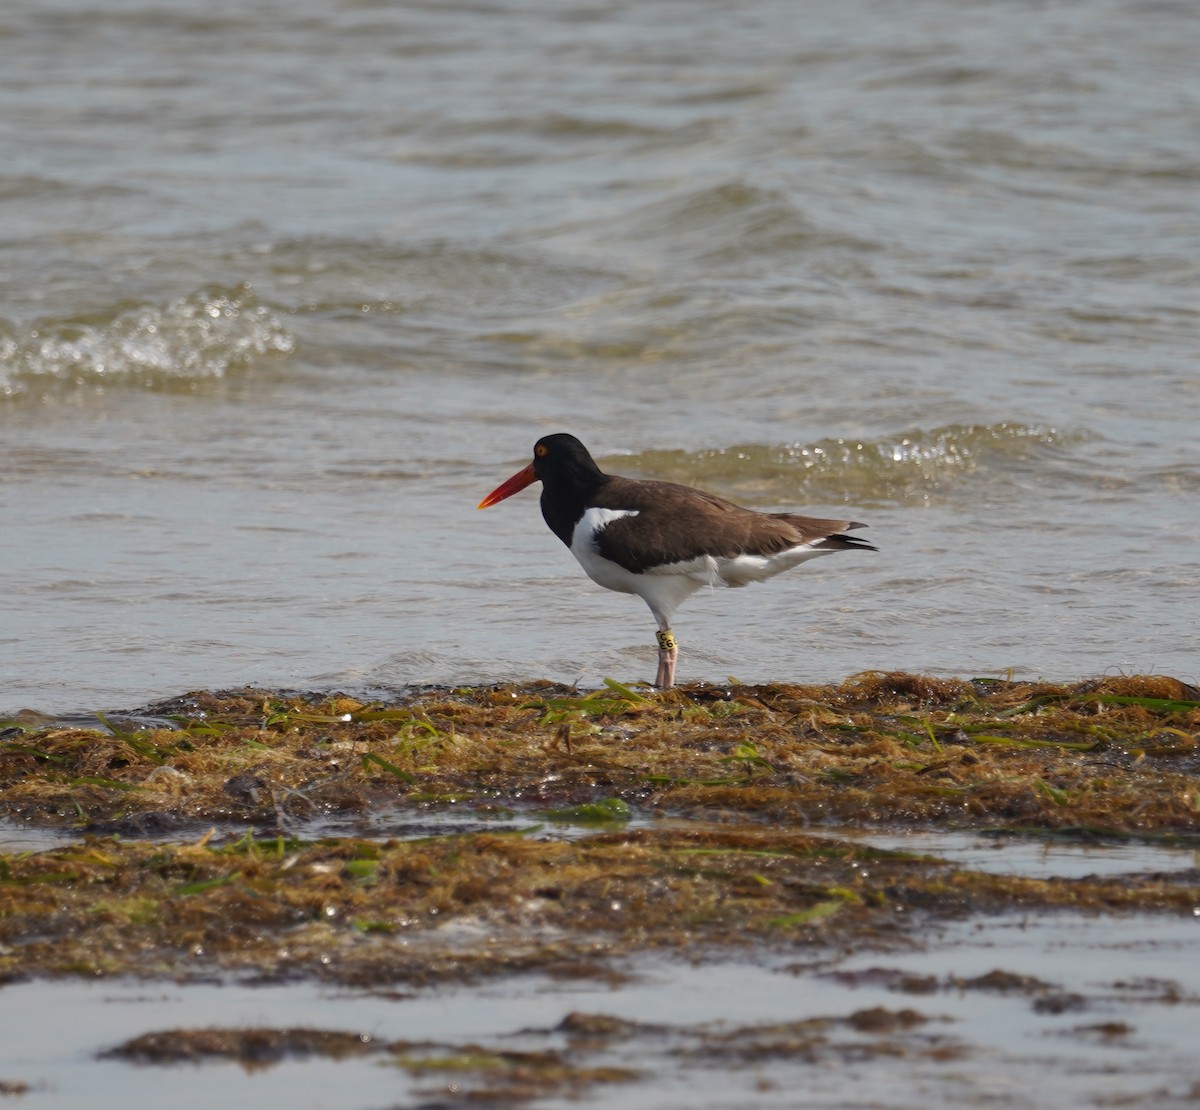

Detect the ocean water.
xmin=1 ymin=0 xmax=1197 ymax=714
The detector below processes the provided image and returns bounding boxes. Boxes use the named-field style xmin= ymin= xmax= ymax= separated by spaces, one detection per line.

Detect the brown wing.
xmin=591 ymin=477 xmax=873 ymax=573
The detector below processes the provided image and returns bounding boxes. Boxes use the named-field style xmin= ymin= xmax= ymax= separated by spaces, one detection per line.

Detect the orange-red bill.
xmin=477 ymin=461 xmax=537 ymax=509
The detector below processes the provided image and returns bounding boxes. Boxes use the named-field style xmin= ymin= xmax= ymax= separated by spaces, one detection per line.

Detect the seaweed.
xmin=0 ymin=673 xmax=1196 ymax=985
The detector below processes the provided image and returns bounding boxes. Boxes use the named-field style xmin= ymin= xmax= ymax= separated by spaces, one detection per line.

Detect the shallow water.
xmin=5 ymin=812 xmax=1193 ymax=881
xmin=1 ymin=0 xmax=1197 ymax=714
xmin=827 ymin=826 xmax=1200 ymax=880
xmin=6 ymin=809 xmax=1195 ymax=945
xmin=3 ymin=911 xmax=1197 ymax=1109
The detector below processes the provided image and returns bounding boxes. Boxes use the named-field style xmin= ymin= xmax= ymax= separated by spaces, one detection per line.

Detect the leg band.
xmin=656 ymin=629 xmax=677 ymax=652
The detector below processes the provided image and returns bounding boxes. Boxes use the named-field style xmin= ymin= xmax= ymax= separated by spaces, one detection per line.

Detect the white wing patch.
xmin=576 ymin=507 xmax=640 ymax=541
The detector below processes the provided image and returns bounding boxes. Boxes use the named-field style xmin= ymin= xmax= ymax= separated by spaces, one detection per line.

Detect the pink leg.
xmin=655 ymin=628 xmax=678 ymax=689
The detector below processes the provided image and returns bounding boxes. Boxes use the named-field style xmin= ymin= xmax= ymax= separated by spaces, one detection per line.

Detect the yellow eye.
xmin=535 ymin=444 xmax=548 ymax=458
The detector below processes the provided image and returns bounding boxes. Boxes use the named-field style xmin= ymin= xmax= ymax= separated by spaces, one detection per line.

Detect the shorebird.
xmin=478 ymin=433 xmax=875 ymax=689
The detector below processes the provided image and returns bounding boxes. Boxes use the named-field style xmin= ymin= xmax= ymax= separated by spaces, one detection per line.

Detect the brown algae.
xmin=103 ymin=1024 xmax=638 ymax=1104
xmin=0 ymin=672 xmax=1196 ymax=985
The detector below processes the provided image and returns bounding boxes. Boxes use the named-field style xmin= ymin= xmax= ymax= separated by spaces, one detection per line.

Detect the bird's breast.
xmin=568 ymin=508 xmax=642 ymax=594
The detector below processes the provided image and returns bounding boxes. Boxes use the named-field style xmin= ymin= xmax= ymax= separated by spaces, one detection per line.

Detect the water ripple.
xmin=617 ymin=423 xmax=1084 ymax=506
xmin=0 ymin=285 xmax=294 ymax=399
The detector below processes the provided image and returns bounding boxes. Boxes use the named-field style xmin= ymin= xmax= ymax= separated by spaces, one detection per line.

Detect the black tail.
xmin=817 ymin=526 xmax=877 ymax=553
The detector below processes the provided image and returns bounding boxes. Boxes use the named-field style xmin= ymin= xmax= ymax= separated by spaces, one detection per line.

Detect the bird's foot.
xmin=655 ymin=628 xmax=678 ymax=689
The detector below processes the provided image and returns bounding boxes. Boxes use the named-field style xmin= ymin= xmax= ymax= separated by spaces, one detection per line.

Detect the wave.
xmin=613 ymin=181 xmax=872 ymax=265
xmin=612 ymin=423 xmax=1082 ymax=507
xmin=0 ymin=285 xmax=294 ymax=400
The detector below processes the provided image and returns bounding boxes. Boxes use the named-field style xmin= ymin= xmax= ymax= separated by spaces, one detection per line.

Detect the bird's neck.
xmin=540 ymin=471 xmax=608 ymax=547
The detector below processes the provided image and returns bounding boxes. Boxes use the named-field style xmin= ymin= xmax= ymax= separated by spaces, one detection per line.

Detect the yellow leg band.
xmin=656 ymin=629 xmax=677 ymax=652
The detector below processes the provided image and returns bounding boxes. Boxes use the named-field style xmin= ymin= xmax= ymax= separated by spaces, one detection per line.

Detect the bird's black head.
xmin=477 ymin=432 xmax=607 ymax=523
xmin=530 ymin=433 xmax=605 ymax=494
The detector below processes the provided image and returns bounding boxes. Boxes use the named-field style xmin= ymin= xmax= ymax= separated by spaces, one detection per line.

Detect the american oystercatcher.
xmin=478 ymin=433 xmax=876 ymax=689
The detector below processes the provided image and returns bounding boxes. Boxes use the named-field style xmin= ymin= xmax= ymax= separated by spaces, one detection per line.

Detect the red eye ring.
xmin=535 ymin=444 xmax=548 ymax=457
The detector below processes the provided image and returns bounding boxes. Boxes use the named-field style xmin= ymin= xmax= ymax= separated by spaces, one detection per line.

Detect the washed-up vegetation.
xmin=105 ymin=1021 xmax=638 ymax=1101
xmin=99 ymin=1005 xmax=956 ymax=1103
xmin=0 ymin=673 xmax=1196 ymax=985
